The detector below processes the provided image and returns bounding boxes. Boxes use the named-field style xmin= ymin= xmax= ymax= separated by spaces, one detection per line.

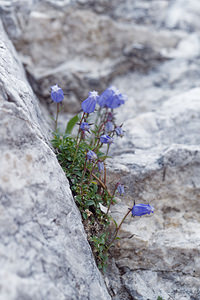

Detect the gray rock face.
xmin=103 ymin=2 xmax=200 ymax=297
xmin=0 ymin=20 xmax=110 ymax=300
xmin=106 ymin=89 xmax=200 ymax=299
xmin=0 ymin=0 xmax=178 ymax=113
xmin=1 ymin=0 xmax=200 ymax=299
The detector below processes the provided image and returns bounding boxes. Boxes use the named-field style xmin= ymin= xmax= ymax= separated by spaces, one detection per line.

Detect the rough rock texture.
xmin=1 ymin=0 xmax=200 ymax=299
xmin=103 ymin=1 xmax=200 ymax=297
xmin=0 ymin=0 xmax=179 ymax=113
xmin=0 ymin=19 xmax=110 ymax=300
xmin=106 ymin=89 xmax=200 ymax=299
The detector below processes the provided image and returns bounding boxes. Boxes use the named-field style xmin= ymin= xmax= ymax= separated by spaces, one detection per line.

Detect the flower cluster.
xmin=51 ymin=84 xmax=154 ymax=271
xmin=98 ymin=86 xmax=127 ymax=109
xmin=81 ymin=86 xmax=127 ymax=114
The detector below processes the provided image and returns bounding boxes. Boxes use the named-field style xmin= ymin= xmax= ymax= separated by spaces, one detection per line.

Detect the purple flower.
xmin=115 ymin=126 xmax=124 ymax=137
xmin=98 ymin=87 xmax=113 ymax=108
xmin=87 ymin=150 xmax=97 ymax=161
xmin=81 ymin=91 xmax=99 ymax=114
xmin=51 ymin=84 xmax=64 ymax=103
xmin=117 ymin=184 xmax=125 ymax=195
xmin=80 ymin=122 xmax=90 ymax=132
xmin=131 ymin=204 xmax=154 ymax=217
xmin=107 ymin=88 xmax=127 ymax=109
xmin=98 ymin=86 xmax=127 ymax=109
xmin=97 ymin=161 xmax=104 ymax=172
xmin=100 ymin=135 xmax=113 ymax=144
xmin=105 ymin=121 xmax=114 ymax=132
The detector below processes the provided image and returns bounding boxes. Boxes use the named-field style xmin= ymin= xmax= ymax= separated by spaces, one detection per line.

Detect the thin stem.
xmin=106 ymin=144 xmax=110 ymax=156
xmin=55 ymin=103 xmax=60 ymax=131
xmin=80 ymin=158 xmax=87 ymax=186
xmin=88 ymin=160 xmax=98 ymax=181
xmin=103 ymin=161 xmax=106 ymax=185
xmin=73 ymin=112 xmax=85 ymax=163
xmin=90 ymin=173 xmax=112 ymax=197
xmin=106 ymin=209 xmax=132 ymax=251
xmin=106 ymin=183 xmax=118 ymax=215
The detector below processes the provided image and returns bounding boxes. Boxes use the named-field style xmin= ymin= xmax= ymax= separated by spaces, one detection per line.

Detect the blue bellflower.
xmin=81 ymin=91 xmax=99 ymax=114
xmin=98 ymin=86 xmax=127 ymax=109
xmin=107 ymin=87 xmax=127 ymax=109
xmin=100 ymin=135 xmax=113 ymax=144
xmin=87 ymin=150 xmax=97 ymax=161
xmin=97 ymin=161 xmax=104 ymax=172
xmin=105 ymin=121 xmax=114 ymax=132
xmin=51 ymin=84 xmax=64 ymax=103
xmin=117 ymin=184 xmax=125 ymax=195
xmin=131 ymin=204 xmax=154 ymax=217
xmin=98 ymin=87 xmax=114 ymax=108
xmin=80 ymin=122 xmax=90 ymax=132
xmin=115 ymin=126 xmax=124 ymax=137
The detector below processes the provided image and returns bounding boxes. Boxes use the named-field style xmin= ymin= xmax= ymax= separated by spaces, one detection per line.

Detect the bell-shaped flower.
xmin=105 ymin=121 xmax=114 ymax=133
xmin=97 ymin=161 xmax=104 ymax=172
xmin=115 ymin=126 xmax=124 ymax=137
xmin=107 ymin=88 xmax=127 ymax=109
xmin=51 ymin=84 xmax=64 ymax=103
xmin=81 ymin=91 xmax=99 ymax=113
xmin=87 ymin=150 xmax=97 ymax=161
xmin=131 ymin=204 xmax=154 ymax=217
xmin=100 ymin=135 xmax=113 ymax=144
xmin=80 ymin=122 xmax=90 ymax=132
xmin=98 ymin=86 xmax=127 ymax=109
xmin=98 ymin=87 xmax=114 ymax=107
xmin=117 ymin=184 xmax=125 ymax=196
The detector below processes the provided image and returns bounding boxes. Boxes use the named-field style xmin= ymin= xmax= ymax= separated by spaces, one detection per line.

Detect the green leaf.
xmin=86 ymin=200 xmax=95 ymax=206
xmin=65 ymin=114 xmax=79 ymax=134
xmin=113 ymin=219 xmax=118 ymax=229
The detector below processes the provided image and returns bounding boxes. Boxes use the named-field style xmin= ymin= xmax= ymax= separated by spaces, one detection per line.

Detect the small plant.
xmin=51 ymin=85 xmax=154 ymax=271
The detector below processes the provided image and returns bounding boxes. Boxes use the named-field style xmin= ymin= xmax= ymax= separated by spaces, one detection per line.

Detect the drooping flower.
xmin=100 ymin=135 xmax=113 ymax=144
xmin=98 ymin=87 xmax=114 ymax=108
xmin=81 ymin=91 xmax=99 ymax=113
xmin=97 ymin=161 xmax=104 ymax=172
xmin=115 ymin=126 xmax=124 ymax=137
xmin=107 ymin=88 xmax=127 ymax=109
xmin=105 ymin=121 xmax=114 ymax=132
xmin=131 ymin=204 xmax=154 ymax=217
xmin=80 ymin=122 xmax=90 ymax=132
xmin=117 ymin=183 xmax=125 ymax=196
xmin=87 ymin=150 xmax=97 ymax=161
xmin=51 ymin=84 xmax=64 ymax=103
xmin=98 ymin=86 xmax=127 ymax=109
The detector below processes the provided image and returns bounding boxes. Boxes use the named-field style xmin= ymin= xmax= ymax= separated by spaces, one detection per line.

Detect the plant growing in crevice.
xmin=51 ymin=85 xmax=154 ymax=271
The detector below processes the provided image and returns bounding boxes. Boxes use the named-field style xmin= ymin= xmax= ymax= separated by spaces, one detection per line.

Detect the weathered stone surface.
xmin=1 ymin=0 xmax=200 ymax=299
xmin=0 ymin=19 xmax=110 ymax=300
xmin=105 ymin=72 xmax=200 ymax=299
xmin=0 ymin=0 xmax=179 ymax=113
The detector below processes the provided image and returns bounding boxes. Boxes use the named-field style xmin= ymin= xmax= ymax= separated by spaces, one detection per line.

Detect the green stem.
xmin=73 ymin=112 xmax=85 ymax=163
xmin=55 ymin=103 xmax=60 ymax=131
xmin=106 ymin=209 xmax=132 ymax=251
xmin=106 ymin=144 xmax=110 ymax=156
xmin=91 ymin=173 xmax=111 ymax=197
xmin=106 ymin=183 xmax=118 ymax=216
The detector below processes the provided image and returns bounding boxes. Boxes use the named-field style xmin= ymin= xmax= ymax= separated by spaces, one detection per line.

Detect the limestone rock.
xmin=0 ymin=0 xmax=179 ymax=112
xmin=105 ymin=88 xmax=200 ymax=299
xmin=0 ymin=19 xmax=110 ymax=300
